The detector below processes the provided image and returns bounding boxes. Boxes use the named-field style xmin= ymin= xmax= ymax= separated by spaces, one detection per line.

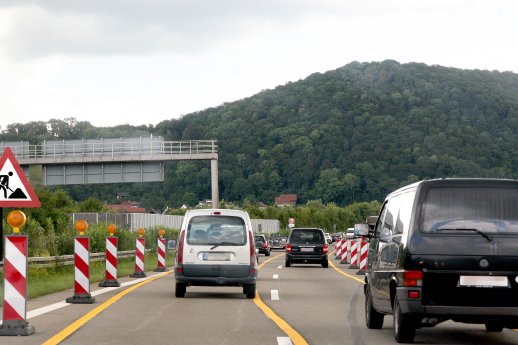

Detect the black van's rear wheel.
xmin=393 ymin=295 xmax=416 ymax=343
xmin=365 ymin=287 xmax=384 ymax=329
xmin=485 ymin=321 xmax=504 ymax=332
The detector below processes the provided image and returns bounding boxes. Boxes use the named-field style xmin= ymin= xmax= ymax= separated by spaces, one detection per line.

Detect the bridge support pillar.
xmin=211 ymin=158 xmax=219 ymax=208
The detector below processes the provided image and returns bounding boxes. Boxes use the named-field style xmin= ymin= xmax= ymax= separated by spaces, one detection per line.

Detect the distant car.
xmin=285 ymin=227 xmax=328 ymax=268
xmin=331 ymin=233 xmax=343 ymax=242
xmin=324 ymin=232 xmax=332 ymax=244
xmin=270 ymin=235 xmax=286 ymax=249
xmin=255 ymin=234 xmax=271 ymax=256
xmin=167 ymin=239 xmax=176 ymax=249
xmin=346 ymin=228 xmax=356 ymax=239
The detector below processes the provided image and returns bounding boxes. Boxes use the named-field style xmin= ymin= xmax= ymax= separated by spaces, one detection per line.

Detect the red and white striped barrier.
xmin=130 ymin=232 xmax=147 ymax=278
xmin=153 ymin=237 xmax=167 ymax=272
xmin=340 ymin=239 xmax=350 ymax=264
xmin=348 ymin=240 xmax=359 ymax=269
xmin=356 ymin=239 xmax=369 ymax=275
xmin=0 ymin=234 xmax=35 ymax=336
xmin=334 ymin=238 xmax=343 ymax=259
xmin=99 ymin=236 xmax=120 ymax=287
xmin=66 ymin=236 xmax=95 ymax=304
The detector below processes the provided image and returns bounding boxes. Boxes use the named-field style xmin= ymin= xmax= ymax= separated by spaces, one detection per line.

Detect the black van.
xmin=362 ymin=178 xmax=518 ymax=343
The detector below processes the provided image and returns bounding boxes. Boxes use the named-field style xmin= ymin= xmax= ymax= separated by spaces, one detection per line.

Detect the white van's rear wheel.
xmin=175 ymin=282 xmax=186 ymax=298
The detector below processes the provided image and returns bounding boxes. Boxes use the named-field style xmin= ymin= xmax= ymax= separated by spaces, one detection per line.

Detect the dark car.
xmin=363 ymin=178 xmax=518 ymax=343
xmin=270 ymin=235 xmax=287 ymax=249
xmin=255 ymin=234 xmax=271 ymax=256
xmin=285 ymin=227 xmax=328 ymax=268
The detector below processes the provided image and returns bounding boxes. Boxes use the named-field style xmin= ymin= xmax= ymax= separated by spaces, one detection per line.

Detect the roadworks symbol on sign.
xmin=0 ymin=146 xmax=41 ymax=207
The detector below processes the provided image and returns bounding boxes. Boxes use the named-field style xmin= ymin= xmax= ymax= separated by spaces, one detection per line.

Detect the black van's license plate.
xmin=460 ymin=276 xmax=508 ymax=288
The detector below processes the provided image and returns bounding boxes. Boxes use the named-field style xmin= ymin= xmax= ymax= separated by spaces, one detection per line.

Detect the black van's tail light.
xmin=177 ymin=230 xmax=186 ymax=269
xmin=408 ymin=290 xmax=420 ymax=299
xmin=404 ymin=270 xmax=423 ymax=287
xmin=323 ymin=244 xmax=328 ymax=254
xmin=286 ymin=244 xmax=292 ymax=253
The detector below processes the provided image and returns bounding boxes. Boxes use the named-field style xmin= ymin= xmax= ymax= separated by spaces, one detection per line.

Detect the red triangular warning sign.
xmin=0 ymin=146 xmax=41 ymax=207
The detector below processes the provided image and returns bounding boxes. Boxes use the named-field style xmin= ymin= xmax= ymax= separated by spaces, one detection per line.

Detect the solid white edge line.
xmin=277 ymin=336 xmax=294 ymax=345
xmin=0 ymin=273 xmax=162 ymax=324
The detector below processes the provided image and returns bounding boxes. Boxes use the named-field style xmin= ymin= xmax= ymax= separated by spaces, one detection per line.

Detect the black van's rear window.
xmin=420 ymin=187 xmax=518 ymax=233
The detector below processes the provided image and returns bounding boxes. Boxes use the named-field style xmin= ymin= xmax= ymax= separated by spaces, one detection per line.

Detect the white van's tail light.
xmin=248 ymin=231 xmax=256 ymax=273
xmin=177 ymin=230 xmax=186 ymax=271
xmin=323 ymin=244 xmax=328 ymax=254
xmin=286 ymin=244 xmax=292 ymax=252
xmin=404 ymin=270 xmax=423 ymax=287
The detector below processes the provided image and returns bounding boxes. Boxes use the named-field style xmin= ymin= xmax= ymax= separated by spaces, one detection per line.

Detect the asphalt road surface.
xmin=2 ymin=250 xmax=518 ymax=345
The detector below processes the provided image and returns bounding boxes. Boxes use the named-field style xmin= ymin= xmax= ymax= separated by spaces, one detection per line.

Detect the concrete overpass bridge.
xmin=1 ymin=137 xmax=219 ymax=207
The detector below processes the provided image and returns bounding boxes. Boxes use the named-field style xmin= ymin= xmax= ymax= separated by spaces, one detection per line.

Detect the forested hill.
xmin=3 ymin=60 xmax=518 ymax=208
xmin=151 ymin=60 xmax=518 ymax=206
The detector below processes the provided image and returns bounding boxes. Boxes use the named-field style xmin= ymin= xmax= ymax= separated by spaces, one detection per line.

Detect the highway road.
xmin=3 ymin=249 xmax=518 ymax=345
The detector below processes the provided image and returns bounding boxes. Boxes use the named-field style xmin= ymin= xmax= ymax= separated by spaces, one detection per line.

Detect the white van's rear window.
xmin=420 ymin=187 xmax=518 ymax=233
xmin=186 ymin=215 xmax=247 ymax=245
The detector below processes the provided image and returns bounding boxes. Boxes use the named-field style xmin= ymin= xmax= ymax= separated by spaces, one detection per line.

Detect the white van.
xmin=174 ymin=209 xmax=258 ymax=298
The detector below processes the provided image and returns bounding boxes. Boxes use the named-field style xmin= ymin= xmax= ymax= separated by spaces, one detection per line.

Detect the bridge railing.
xmin=0 ymin=139 xmax=218 ymax=160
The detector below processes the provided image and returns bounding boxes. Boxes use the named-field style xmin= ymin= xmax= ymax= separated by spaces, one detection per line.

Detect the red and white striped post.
xmin=130 ymin=228 xmax=146 ymax=278
xmin=334 ymin=238 xmax=343 ymax=259
xmin=153 ymin=229 xmax=168 ymax=272
xmin=340 ymin=239 xmax=350 ymax=264
xmin=356 ymin=239 xmax=369 ymax=275
xmin=0 ymin=210 xmax=35 ymax=336
xmin=348 ymin=239 xmax=359 ymax=269
xmin=66 ymin=220 xmax=95 ymax=304
xmin=99 ymin=224 xmax=120 ymax=287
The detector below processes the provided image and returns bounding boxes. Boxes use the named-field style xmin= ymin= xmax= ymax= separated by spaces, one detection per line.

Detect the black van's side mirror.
xmin=354 ymin=223 xmax=369 ymax=237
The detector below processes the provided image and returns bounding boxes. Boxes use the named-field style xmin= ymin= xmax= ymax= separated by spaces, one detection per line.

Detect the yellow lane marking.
xmin=255 ymin=253 xmax=308 ymax=345
xmin=328 ymin=249 xmax=366 ymax=284
xmin=42 ymin=271 xmax=173 ymax=345
xmin=254 ymin=291 xmax=309 ymax=345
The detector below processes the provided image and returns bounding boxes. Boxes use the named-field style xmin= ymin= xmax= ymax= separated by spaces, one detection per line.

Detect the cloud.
xmin=0 ymin=0 xmax=331 ymax=59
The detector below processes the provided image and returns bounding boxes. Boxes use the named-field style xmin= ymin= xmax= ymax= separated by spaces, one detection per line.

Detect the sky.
xmin=0 ymin=0 xmax=517 ymax=130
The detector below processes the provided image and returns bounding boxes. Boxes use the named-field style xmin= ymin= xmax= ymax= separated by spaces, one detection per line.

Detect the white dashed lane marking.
xmin=271 ymin=289 xmax=280 ymax=301
xmin=277 ymin=265 xmax=282 ymax=269
xmin=273 ymin=274 xmax=279 ymax=279
xmin=277 ymin=336 xmax=293 ymax=345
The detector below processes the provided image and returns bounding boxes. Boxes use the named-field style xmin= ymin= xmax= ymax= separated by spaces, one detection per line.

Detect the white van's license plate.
xmin=460 ymin=276 xmax=508 ymax=287
xmin=203 ymin=252 xmax=231 ymax=261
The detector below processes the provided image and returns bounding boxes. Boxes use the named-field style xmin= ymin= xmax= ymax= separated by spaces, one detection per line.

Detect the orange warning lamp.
xmin=107 ymin=223 xmax=117 ymax=236
xmin=158 ymin=229 xmax=165 ymax=238
xmin=7 ymin=210 xmax=26 ymax=234
xmin=137 ymin=228 xmax=145 ymax=237
xmin=75 ymin=220 xmax=88 ymax=236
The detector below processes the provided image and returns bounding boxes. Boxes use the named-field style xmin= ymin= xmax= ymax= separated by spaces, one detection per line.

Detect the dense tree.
xmin=3 ymin=61 xmax=518 ymax=206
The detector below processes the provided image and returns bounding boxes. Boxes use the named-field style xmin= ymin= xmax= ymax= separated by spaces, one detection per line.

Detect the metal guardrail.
xmin=0 ymin=249 xmax=176 ymax=269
